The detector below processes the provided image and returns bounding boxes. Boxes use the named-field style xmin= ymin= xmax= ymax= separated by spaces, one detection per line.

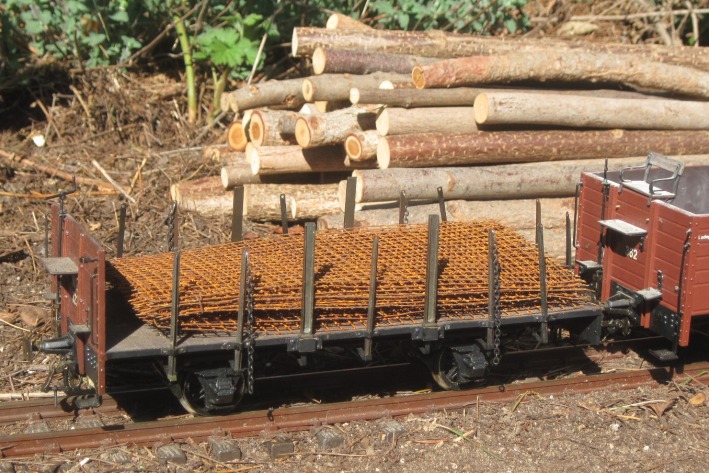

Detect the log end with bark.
xmin=376 ymin=137 xmax=391 ymax=169
xmin=325 ymin=13 xmax=372 ymax=30
xmin=345 ymin=130 xmax=379 ymax=162
xmin=295 ymin=116 xmax=317 ymax=148
xmin=227 ymin=120 xmax=248 ymax=151
xmin=412 ymin=66 xmax=426 ymax=89
xmin=312 ymin=47 xmax=327 ymax=75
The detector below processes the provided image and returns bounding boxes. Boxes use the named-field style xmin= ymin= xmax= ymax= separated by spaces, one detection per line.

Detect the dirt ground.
xmin=1 ymin=6 xmax=709 ymax=469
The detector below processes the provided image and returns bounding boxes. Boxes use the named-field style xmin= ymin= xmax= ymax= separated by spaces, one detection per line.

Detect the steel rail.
xmin=1 ymin=361 xmax=708 ymax=458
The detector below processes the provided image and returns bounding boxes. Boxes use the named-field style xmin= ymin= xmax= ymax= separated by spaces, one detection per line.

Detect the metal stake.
xmin=280 ymin=194 xmax=289 ymax=235
xmin=344 ymin=176 xmax=357 ymax=229
xmin=298 ymin=222 xmax=317 ymax=352
xmin=117 ymin=203 xmax=127 ymax=257
xmin=437 ymin=187 xmax=447 ymax=222
xmin=167 ymin=250 xmax=181 ymax=382
xmin=535 ymin=199 xmax=541 ymax=246
xmin=231 ymin=185 xmax=244 ymax=242
xmin=234 ymin=248 xmax=248 ymax=375
xmin=423 ymin=214 xmax=440 ymax=328
xmin=565 ymin=212 xmax=572 ymax=269
xmin=364 ymin=236 xmax=379 ymax=361
xmin=399 ymin=191 xmax=408 ymax=225
xmin=537 ymin=225 xmax=549 ymax=344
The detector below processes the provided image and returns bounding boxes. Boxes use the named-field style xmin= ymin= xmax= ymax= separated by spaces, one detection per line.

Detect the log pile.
xmin=184 ymin=14 xmax=709 ymax=258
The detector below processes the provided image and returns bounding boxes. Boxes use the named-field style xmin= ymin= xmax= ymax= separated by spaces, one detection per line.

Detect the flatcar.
xmin=36 ymin=154 xmax=709 ymax=414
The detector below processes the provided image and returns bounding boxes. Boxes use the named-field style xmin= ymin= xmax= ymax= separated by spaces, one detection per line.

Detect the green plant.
xmin=193 ymin=12 xmax=275 ymax=118
xmin=2 ymin=0 xmax=162 ymax=67
xmin=366 ymin=0 xmax=530 ymax=35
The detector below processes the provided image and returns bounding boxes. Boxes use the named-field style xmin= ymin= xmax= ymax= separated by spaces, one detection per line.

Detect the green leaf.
xmin=109 ymin=11 xmax=130 ymax=24
xmin=86 ymin=32 xmax=105 ymax=47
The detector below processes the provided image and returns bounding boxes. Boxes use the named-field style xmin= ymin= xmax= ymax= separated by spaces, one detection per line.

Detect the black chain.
xmin=491 ymin=238 xmax=502 ymax=366
xmin=244 ymin=252 xmax=255 ymax=395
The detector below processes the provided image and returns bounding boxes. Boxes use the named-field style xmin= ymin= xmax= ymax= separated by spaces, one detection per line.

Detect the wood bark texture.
xmin=248 ymin=144 xmax=371 ymax=175
xmin=171 ymin=176 xmax=248 ymax=216
xmin=224 ymin=78 xmax=305 ymax=113
xmin=295 ymin=106 xmax=377 ymax=148
xmin=171 ymin=178 xmax=340 ymax=221
xmin=221 ymin=162 xmax=263 ymax=189
xmin=412 ymin=52 xmax=709 ymax=99
xmin=248 ymin=183 xmax=341 ymax=221
xmin=291 ymin=27 xmax=709 ymax=71
xmin=350 ymin=86 xmax=655 ymax=108
xmin=377 ymin=107 xmax=478 ymax=136
xmin=312 ymin=47 xmax=437 ymax=75
xmin=474 ymin=92 xmax=709 ymax=130
xmin=351 ymin=87 xmax=482 ymax=107
xmin=249 ymin=110 xmax=299 ymax=147
xmin=349 ymin=155 xmax=709 ymax=203
xmin=345 ymin=130 xmax=379 ymax=162
xmin=302 ymin=73 xmax=410 ymax=102
xmin=377 ymin=130 xmax=709 ymax=169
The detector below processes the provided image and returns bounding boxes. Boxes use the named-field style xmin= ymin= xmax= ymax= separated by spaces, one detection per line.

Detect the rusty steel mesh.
xmin=107 ymin=221 xmax=594 ymax=334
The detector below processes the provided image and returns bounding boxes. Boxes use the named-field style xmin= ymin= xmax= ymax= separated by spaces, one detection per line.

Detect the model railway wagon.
xmin=37 ymin=154 xmax=709 ymax=414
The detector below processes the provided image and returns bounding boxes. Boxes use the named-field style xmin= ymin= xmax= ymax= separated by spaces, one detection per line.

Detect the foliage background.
xmin=0 ymin=0 xmax=707 ymax=122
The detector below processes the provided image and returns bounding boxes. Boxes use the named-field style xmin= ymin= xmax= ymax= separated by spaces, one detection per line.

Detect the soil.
xmin=1 ymin=5 xmax=708 ymax=470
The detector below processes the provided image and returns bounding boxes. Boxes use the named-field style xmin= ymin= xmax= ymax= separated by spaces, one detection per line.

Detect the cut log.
xmin=291 ymin=27 xmax=709 ymax=71
xmin=412 ymin=51 xmax=709 ymax=99
xmin=295 ymin=106 xmax=377 ymax=148
xmin=377 ymin=130 xmax=709 ymax=169
xmin=326 ymin=12 xmax=373 ymax=30
xmin=248 ymin=143 xmax=371 ymax=175
xmin=376 ymin=107 xmax=478 ymax=136
xmin=319 ymin=198 xmax=574 ymax=260
xmin=302 ymin=73 xmax=410 ymax=102
xmin=202 ymin=144 xmax=230 ymax=162
xmin=474 ymin=92 xmax=709 ymax=130
xmin=248 ymin=183 xmax=341 ymax=221
xmin=350 ymin=85 xmax=656 ymax=108
xmin=221 ymin=162 xmax=263 ymax=189
xmin=352 ymin=87 xmax=481 ymax=107
xmin=312 ymin=47 xmax=437 ymax=75
xmin=347 ymin=155 xmax=709 ymax=204
xmin=249 ymin=110 xmax=299 ymax=147
xmin=223 ymin=78 xmax=305 ymax=113
xmin=218 ymin=151 xmax=246 ymax=168
xmin=172 ymin=178 xmax=340 ymax=221
xmin=226 ymin=120 xmax=249 ymax=151
xmin=171 ymin=176 xmax=249 ymax=216
xmin=345 ymin=131 xmax=379 ymax=162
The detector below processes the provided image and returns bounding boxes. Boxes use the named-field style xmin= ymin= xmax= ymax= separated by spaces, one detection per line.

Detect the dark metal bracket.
xmin=167 ymin=250 xmax=181 ymax=382
xmin=297 ymin=222 xmax=317 ymax=352
xmin=231 ymin=185 xmax=245 ymax=242
xmin=344 ymin=176 xmax=357 ymax=229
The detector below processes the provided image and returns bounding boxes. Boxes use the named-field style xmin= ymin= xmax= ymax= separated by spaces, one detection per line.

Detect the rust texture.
xmin=108 ymin=221 xmax=593 ymax=334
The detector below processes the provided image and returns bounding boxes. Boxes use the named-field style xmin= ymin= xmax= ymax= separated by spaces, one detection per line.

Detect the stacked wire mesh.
xmin=107 ymin=221 xmax=594 ymax=334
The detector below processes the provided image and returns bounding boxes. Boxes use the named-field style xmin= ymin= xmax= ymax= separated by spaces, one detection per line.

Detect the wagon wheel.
xmin=177 ymin=371 xmax=244 ymax=416
xmin=430 ymin=348 xmax=464 ymax=391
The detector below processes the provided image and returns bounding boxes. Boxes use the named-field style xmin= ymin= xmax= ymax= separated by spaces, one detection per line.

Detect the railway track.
xmin=1 ymin=359 xmax=707 ymax=459
xmin=0 ymin=340 xmax=647 ymax=429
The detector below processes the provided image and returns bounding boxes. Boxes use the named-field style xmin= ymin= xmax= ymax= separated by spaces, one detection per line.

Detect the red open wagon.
xmin=576 ymin=153 xmax=709 ymax=356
